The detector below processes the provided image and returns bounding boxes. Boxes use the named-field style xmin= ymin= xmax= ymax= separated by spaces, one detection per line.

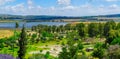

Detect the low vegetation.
xmin=0 ymin=29 xmax=14 ymax=38
xmin=0 ymin=20 xmax=120 ymax=59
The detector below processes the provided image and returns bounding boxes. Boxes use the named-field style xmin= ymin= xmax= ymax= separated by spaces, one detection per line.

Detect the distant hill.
xmin=0 ymin=14 xmax=81 ymax=20
xmin=98 ymin=14 xmax=120 ymax=17
xmin=0 ymin=14 xmax=120 ymax=21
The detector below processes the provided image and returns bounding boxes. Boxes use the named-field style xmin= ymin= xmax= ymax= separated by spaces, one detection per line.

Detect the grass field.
xmin=0 ymin=29 xmax=14 ymax=38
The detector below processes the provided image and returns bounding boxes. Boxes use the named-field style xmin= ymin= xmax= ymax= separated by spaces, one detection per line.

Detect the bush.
xmin=111 ymin=37 xmax=120 ymax=45
xmin=0 ymin=54 xmax=16 ymax=59
xmin=92 ymin=47 xmax=104 ymax=59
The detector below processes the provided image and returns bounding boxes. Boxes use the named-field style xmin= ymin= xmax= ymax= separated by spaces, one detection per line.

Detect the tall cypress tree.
xmin=15 ymin=22 xmax=19 ymax=28
xmin=18 ymin=25 xmax=27 ymax=59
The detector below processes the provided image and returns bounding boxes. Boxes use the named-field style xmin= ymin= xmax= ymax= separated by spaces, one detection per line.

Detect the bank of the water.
xmin=0 ymin=22 xmax=68 ymax=28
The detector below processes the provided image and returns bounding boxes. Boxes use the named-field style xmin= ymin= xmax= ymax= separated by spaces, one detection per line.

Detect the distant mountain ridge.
xmin=0 ymin=14 xmax=81 ymax=20
xmin=98 ymin=14 xmax=120 ymax=17
xmin=0 ymin=14 xmax=120 ymax=20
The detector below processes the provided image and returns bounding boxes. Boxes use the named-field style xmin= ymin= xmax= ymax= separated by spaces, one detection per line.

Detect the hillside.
xmin=0 ymin=14 xmax=120 ymax=21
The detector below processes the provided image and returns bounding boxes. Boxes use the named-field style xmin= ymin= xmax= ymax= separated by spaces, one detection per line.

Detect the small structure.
xmin=86 ymin=47 xmax=93 ymax=52
xmin=74 ymin=38 xmax=79 ymax=41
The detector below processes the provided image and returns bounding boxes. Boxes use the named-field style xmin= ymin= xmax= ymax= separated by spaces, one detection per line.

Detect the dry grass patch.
xmin=70 ymin=22 xmax=106 ymax=26
xmin=0 ymin=29 xmax=14 ymax=38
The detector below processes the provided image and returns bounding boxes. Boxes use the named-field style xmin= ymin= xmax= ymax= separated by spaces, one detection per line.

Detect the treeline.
xmin=77 ymin=21 xmax=120 ymax=45
xmin=31 ymin=20 xmax=120 ymax=44
xmin=30 ymin=20 xmax=120 ymax=59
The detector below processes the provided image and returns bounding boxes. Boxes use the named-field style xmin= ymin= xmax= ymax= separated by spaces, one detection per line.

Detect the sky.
xmin=0 ymin=0 xmax=120 ymax=16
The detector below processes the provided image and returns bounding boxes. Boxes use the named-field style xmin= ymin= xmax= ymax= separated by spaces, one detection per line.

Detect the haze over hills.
xmin=97 ymin=14 xmax=120 ymax=18
xmin=0 ymin=14 xmax=120 ymax=21
xmin=0 ymin=14 xmax=81 ymax=20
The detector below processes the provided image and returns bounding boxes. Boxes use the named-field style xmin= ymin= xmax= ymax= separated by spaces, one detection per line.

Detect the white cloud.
xmin=1 ymin=4 xmax=120 ymax=16
xmin=109 ymin=4 xmax=119 ymax=9
xmin=61 ymin=6 xmax=76 ymax=10
xmin=81 ymin=3 xmax=92 ymax=9
xmin=11 ymin=3 xmax=25 ymax=12
xmin=0 ymin=0 xmax=120 ymax=16
xmin=2 ymin=3 xmax=26 ymax=14
xmin=57 ymin=0 xmax=71 ymax=6
xmin=0 ymin=0 xmax=14 ymax=5
xmin=27 ymin=0 xmax=34 ymax=9
xmin=28 ymin=0 xmax=33 ymax=5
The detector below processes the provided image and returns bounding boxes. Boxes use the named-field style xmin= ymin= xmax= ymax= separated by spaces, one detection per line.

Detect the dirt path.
xmin=29 ymin=45 xmax=62 ymax=57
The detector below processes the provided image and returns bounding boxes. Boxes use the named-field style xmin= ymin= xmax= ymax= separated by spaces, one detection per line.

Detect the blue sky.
xmin=0 ymin=0 xmax=120 ymax=16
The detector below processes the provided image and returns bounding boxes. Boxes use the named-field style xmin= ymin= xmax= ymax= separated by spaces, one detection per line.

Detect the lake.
xmin=0 ymin=22 xmax=68 ymax=28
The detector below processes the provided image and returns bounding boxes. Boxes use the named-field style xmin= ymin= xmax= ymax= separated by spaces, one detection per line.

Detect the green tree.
xmin=59 ymin=25 xmax=65 ymax=33
xmin=52 ymin=25 xmax=57 ymax=33
xmin=92 ymin=47 xmax=104 ymax=59
xmin=18 ymin=25 xmax=27 ymax=59
xmin=77 ymin=41 xmax=84 ymax=50
xmin=94 ymin=42 xmax=103 ymax=48
xmin=0 ymin=39 xmax=4 ymax=49
xmin=88 ymin=23 xmax=99 ymax=37
xmin=65 ymin=24 xmax=71 ymax=31
xmin=104 ymin=20 xmax=116 ymax=37
xmin=116 ymin=22 xmax=120 ymax=30
xmin=59 ymin=47 xmax=70 ymax=59
xmin=44 ymin=51 xmax=50 ymax=59
xmin=111 ymin=37 xmax=120 ymax=45
xmin=98 ymin=23 xmax=104 ymax=37
xmin=31 ymin=34 xmax=37 ymax=44
xmin=77 ymin=23 xmax=86 ymax=38
xmin=59 ymin=40 xmax=83 ymax=59
xmin=15 ymin=22 xmax=19 ymax=28
xmin=106 ymin=30 xmax=117 ymax=44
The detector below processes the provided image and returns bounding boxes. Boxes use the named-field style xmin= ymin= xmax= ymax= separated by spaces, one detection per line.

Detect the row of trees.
xmin=15 ymin=21 xmax=120 ymax=59
xmin=77 ymin=21 xmax=120 ymax=44
xmin=31 ymin=20 xmax=120 ymax=44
